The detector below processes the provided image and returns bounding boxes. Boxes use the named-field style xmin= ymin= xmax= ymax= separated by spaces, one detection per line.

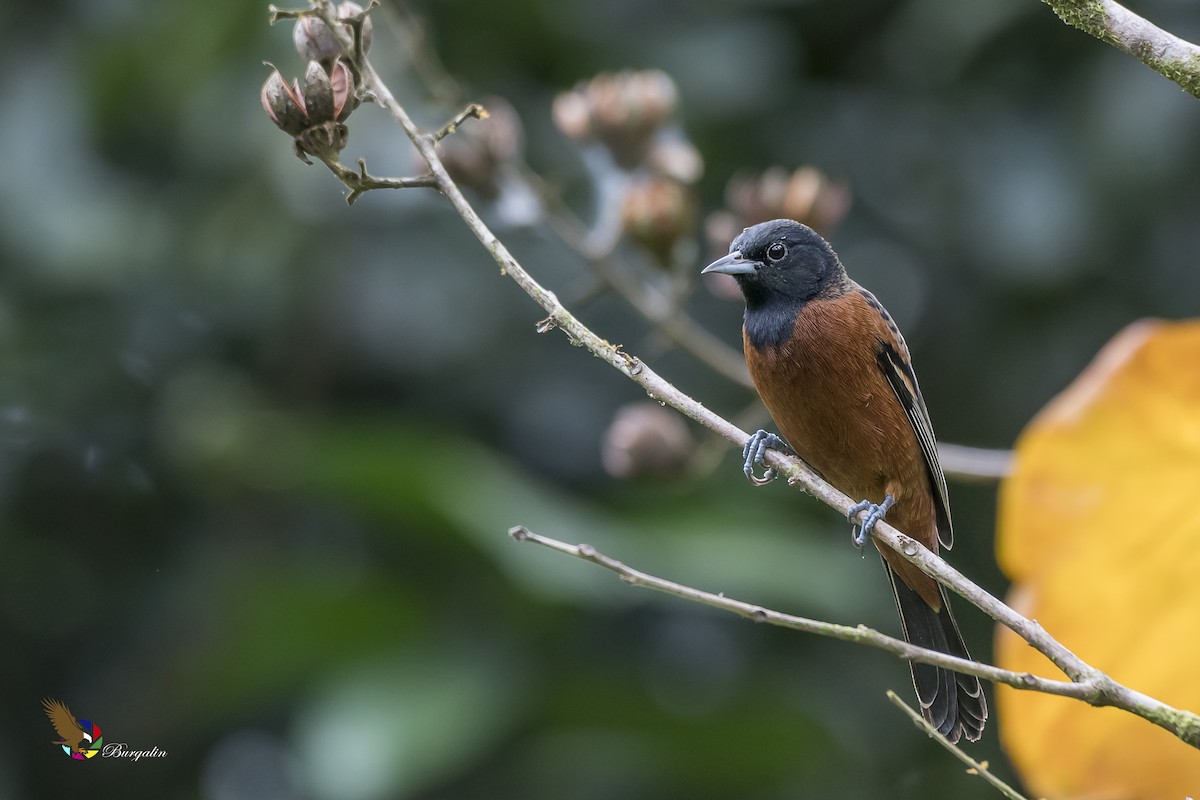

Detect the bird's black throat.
xmin=742 ymin=292 xmax=804 ymax=350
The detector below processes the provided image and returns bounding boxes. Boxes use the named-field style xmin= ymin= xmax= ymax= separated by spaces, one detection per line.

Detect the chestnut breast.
xmin=743 ymin=290 xmax=938 ymax=553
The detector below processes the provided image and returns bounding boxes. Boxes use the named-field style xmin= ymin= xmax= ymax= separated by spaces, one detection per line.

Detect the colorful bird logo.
xmin=43 ymin=698 xmax=103 ymax=760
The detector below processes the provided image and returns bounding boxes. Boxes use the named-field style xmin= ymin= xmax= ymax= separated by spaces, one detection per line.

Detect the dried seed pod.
xmin=705 ymin=166 xmax=851 ymax=262
xmin=621 ymin=176 xmax=696 ymax=267
xmin=293 ymin=2 xmax=373 ymax=63
xmin=262 ymin=64 xmax=353 ymax=164
xmin=261 ymin=68 xmax=309 ymax=136
xmin=602 ymin=402 xmax=695 ymax=480
xmin=728 ymin=166 xmax=851 ymax=235
xmin=293 ymin=15 xmax=341 ymax=63
xmin=554 ymin=69 xmax=681 ymax=170
xmin=301 ymin=61 xmax=335 ymax=124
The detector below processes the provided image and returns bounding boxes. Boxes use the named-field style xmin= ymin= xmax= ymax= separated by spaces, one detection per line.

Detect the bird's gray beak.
xmin=702 ymin=251 xmax=759 ymax=276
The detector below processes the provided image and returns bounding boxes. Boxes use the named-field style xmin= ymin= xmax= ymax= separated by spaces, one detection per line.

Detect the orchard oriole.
xmin=703 ymin=219 xmax=986 ymax=743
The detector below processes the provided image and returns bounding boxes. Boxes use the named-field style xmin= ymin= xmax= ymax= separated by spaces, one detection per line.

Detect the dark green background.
xmin=4 ymin=1 xmax=1197 ymax=797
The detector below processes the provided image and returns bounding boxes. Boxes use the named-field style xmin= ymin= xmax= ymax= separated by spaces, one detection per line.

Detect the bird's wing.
xmin=43 ymin=698 xmax=84 ymax=742
xmin=859 ymin=288 xmax=954 ymax=549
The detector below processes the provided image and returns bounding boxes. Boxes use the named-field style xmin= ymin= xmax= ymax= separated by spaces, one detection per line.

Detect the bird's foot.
xmin=742 ymin=430 xmax=792 ymax=486
xmin=848 ymin=494 xmax=895 ymax=548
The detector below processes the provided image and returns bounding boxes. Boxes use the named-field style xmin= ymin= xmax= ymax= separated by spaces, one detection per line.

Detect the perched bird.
xmin=703 ymin=219 xmax=986 ymax=742
xmin=43 ymin=697 xmax=90 ymax=754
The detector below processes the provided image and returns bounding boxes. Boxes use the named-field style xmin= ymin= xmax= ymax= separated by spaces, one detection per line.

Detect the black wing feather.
xmin=867 ymin=299 xmax=953 ymax=549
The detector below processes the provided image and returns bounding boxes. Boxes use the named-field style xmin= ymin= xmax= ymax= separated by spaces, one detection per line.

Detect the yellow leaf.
xmin=995 ymin=320 xmax=1200 ymax=800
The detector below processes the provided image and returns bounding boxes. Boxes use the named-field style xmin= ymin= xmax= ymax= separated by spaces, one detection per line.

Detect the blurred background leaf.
xmin=996 ymin=320 xmax=1200 ymax=799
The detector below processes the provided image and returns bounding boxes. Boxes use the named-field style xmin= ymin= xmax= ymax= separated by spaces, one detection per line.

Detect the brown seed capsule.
xmin=602 ymin=402 xmax=695 ymax=479
xmin=725 ymin=166 xmax=851 ymax=235
xmin=262 ymin=63 xmax=355 ymax=163
xmin=554 ymin=70 xmax=682 ymax=170
xmin=292 ymin=2 xmax=373 ymax=63
xmin=261 ymin=68 xmax=309 ymax=136
xmin=621 ymin=176 xmax=696 ymax=267
xmin=784 ymin=167 xmax=851 ymax=233
xmin=301 ymin=61 xmax=335 ymax=124
xmin=293 ymin=15 xmax=342 ymax=63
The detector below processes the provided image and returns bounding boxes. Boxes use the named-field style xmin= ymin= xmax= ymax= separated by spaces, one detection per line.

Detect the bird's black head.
xmin=702 ymin=219 xmax=846 ymax=308
xmin=702 ymin=219 xmax=848 ymax=347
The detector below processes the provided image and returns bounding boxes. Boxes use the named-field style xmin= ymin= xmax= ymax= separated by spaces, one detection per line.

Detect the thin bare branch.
xmin=315 ymin=155 xmax=437 ymax=204
xmin=508 ymin=525 xmax=1091 ymax=700
xmin=434 ymin=102 xmax=488 ymax=141
xmin=938 ymin=442 xmax=1013 ymax=481
xmin=1041 ymin=0 xmax=1200 ymax=98
xmin=266 ymin=4 xmax=308 ymax=23
xmin=887 ymin=691 xmax=1031 ymax=800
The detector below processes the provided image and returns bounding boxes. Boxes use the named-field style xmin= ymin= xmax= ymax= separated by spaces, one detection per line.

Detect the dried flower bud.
xmin=621 ymin=176 xmax=695 ymax=266
xmin=292 ymin=2 xmax=373 ymax=64
xmin=437 ymin=96 xmax=523 ymax=198
xmin=262 ymin=69 xmax=309 ymax=136
xmin=554 ymin=69 xmax=681 ymax=170
xmin=602 ymin=402 xmax=695 ymax=480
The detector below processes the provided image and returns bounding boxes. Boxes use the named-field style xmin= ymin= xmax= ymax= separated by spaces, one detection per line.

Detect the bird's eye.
xmin=766 ymin=242 xmax=787 ymax=262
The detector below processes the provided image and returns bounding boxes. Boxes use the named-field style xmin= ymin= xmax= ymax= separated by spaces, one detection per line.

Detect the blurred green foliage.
xmin=3 ymin=0 xmax=1198 ymax=797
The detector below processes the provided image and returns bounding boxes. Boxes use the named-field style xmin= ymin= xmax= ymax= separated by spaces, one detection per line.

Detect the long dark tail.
xmin=884 ymin=559 xmax=987 ymax=743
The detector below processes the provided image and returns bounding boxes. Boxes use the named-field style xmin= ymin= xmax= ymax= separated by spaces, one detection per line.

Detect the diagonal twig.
xmin=508 ymin=525 xmax=1091 ymax=701
xmin=887 ymin=691 xmax=1031 ymax=800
